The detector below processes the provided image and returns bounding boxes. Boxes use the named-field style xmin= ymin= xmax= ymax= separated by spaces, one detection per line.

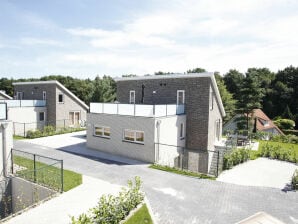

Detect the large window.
xmin=58 ymin=93 xmax=64 ymax=103
xmin=129 ymin=90 xmax=135 ymax=104
xmin=123 ymin=129 xmax=144 ymax=143
xmin=177 ymin=90 xmax=185 ymax=105
xmin=16 ymin=92 xmax=23 ymax=100
xmin=94 ymin=125 xmax=111 ymax=138
xmin=69 ymin=111 xmax=80 ymax=126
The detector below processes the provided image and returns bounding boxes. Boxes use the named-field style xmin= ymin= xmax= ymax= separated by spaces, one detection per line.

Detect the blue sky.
xmin=0 ymin=0 xmax=298 ymax=79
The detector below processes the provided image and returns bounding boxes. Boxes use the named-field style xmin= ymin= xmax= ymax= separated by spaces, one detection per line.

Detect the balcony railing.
xmin=90 ymin=103 xmax=185 ymax=117
xmin=0 ymin=100 xmax=46 ymax=107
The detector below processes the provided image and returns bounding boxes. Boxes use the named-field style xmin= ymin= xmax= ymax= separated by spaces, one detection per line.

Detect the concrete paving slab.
xmin=4 ymin=175 xmax=121 ymax=224
xmin=217 ymin=158 xmax=298 ymax=189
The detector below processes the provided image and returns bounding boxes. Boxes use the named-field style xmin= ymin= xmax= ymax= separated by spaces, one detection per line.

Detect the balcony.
xmin=90 ymin=103 xmax=185 ymax=117
xmin=0 ymin=100 xmax=46 ymax=107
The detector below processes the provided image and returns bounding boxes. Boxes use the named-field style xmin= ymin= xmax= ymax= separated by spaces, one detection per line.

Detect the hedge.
xmin=292 ymin=170 xmax=298 ymax=190
xmin=258 ymin=143 xmax=297 ymax=163
xmin=223 ymin=148 xmax=250 ymax=170
xmin=71 ymin=177 xmax=144 ymax=224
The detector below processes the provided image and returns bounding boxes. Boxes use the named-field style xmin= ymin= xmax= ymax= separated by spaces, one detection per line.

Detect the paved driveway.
xmin=12 ymin=132 xmax=298 ymax=224
xmin=217 ymin=158 xmax=298 ymax=189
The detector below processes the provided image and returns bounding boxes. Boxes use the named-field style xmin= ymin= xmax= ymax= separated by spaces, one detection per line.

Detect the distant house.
xmin=13 ymin=81 xmax=89 ymax=127
xmin=223 ymin=109 xmax=283 ymax=135
xmin=87 ymin=73 xmax=226 ymax=175
xmin=0 ymin=81 xmax=89 ymax=136
xmin=0 ymin=91 xmax=12 ymax=100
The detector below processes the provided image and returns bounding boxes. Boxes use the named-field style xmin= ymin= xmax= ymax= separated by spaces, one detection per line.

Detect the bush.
xmin=271 ymin=134 xmax=298 ymax=144
xmin=43 ymin=125 xmax=56 ymax=135
xmin=274 ymin=119 xmax=295 ymax=130
xmin=292 ymin=170 xmax=298 ymax=190
xmin=71 ymin=177 xmax=144 ymax=224
xmin=26 ymin=129 xmax=42 ymax=138
xmin=283 ymin=130 xmax=298 ymax=136
xmin=259 ymin=143 xmax=297 ymax=163
xmin=223 ymin=148 xmax=250 ymax=170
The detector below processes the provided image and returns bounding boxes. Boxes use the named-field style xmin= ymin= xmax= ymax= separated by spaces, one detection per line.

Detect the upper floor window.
xmin=16 ymin=92 xmax=23 ymax=100
xmin=43 ymin=91 xmax=47 ymax=100
xmin=58 ymin=93 xmax=64 ymax=103
xmin=177 ymin=90 xmax=185 ymax=105
xmin=129 ymin=90 xmax=135 ymax=104
xmin=123 ymin=129 xmax=144 ymax=144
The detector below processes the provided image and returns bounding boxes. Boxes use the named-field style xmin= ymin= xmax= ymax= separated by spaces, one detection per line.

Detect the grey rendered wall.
xmin=0 ymin=121 xmax=13 ymax=178
xmin=55 ymin=85 xmax=87 ymax=126
xmin=87 ymin=113 xmax=155 ymax=163
xmin=14 ymin=83 xmax=57 ymax=122
xmin=117 ymin=77 xmax=211 ymax=151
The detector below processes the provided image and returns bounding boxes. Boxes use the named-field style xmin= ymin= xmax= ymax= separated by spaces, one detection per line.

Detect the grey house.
xmin=13 ymin=81 xmax=89 ymax=128
xmin=87 ymin=73 xmax=225 ymax=174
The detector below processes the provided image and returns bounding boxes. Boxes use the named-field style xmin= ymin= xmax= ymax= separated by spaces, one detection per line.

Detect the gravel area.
xmin=217 ymin=158 xmax=298 ymax=189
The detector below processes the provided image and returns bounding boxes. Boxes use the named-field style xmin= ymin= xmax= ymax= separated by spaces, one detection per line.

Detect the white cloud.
xmin=20 ymin=37 xmax=64 ymax=46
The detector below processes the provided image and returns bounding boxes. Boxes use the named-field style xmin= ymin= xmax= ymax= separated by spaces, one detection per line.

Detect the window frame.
xmin=177 ymin=90 xmax=185 ymax=105
xmin=39 ymin=111 xmax=45 ymax=121
xmin=94 ymin=125 xmax=111 ymax=138
xmin=58 ymin=93 xmax=64 ymax=103
xmin=123 ymin=129 xmax=144 ymax=144
xmin=129 ymin=90 xmax=135 ymax=104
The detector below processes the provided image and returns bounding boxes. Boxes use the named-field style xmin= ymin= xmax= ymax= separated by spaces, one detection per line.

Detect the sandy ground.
xmin=217 ymin=157 xmax=297 ymax=189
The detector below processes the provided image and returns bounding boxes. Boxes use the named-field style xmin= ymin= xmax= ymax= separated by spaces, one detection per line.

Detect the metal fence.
xmin=13 ymin=119 xmax=85 ymax=137
xmin=11 ymin=149 xmax=64 ymax=192
xmin=155 ymin=143 xmax=225 ymax=177
xmin=0 ymin=149 xmax=63 ymax=220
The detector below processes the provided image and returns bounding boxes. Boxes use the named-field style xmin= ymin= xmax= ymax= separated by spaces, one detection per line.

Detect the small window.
xmin=210 ymin=91 xmax=214 ymax=110
xmin=129 ymin=90 xmax=135 ymax=104
xmin=43 ymin=91 xmax=47 ymax=100
xmin=177 ymin=90 xmax=185 ymax=105
xmin=39 ymin=112 xmax=45 ymax=121
xmin=180 ymin=123 xmax=184 ymax=139
xmin=123 ymin=129 xmax=144 ymax=144
xmin=58 ymin=93 xmax=64 ymax=103
xmin=94 ymin=125 xmax=111 ymax=138
xmin=215 ymin=119 xmax=221 ymax=141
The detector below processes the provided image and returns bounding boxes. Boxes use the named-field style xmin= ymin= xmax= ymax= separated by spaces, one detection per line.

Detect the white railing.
xmin=0 ymin=100 xmax=46 ymax=107
xmin=90 ymin=103 xmax=185 ymax=117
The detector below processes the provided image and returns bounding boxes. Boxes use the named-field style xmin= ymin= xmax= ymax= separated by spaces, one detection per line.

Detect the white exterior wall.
xmin=155 ymin=115 xmax=186 ymax=167
xmin=0 ymin=121 xmax=13 ymax=179
xmin=8 ymin=107 xmax=47 ymax=136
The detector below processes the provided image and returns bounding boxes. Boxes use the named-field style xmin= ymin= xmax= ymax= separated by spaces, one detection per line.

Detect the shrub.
xmin=43 ymin=125 xmax=56 ymax=135
xmin=71 ymin=177 xmax=144 ymax=224
xmin=292 ymin=170 xmax=298 ymax=190
xmin=259 ymin=143 xmax=297 ymax=163
xmin=273 ymin=119 xmax=295 ymax=130
xmin=26 ymin=129 xmax=42 ymax=138
xmin=283 ymin=130 xmax=298 ymax=136
xmin=223 ymin=148 xmax=250 ymax=170
xmin=271 ymin=134 xmax=298 ymax=144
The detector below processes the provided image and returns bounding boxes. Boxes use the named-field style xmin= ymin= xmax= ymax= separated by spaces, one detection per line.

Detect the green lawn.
xmin=149 ymin=164 xmax=215 ymax=180
xmin=14 ymin=155 xmax=82 ymax=192
xmin=124 ymin=204 xmax=153 ymax=224
xmin=13 ymin=135 xmax=27 ymax=140
xmin=258 ymin=140 xmax=298 ymax=153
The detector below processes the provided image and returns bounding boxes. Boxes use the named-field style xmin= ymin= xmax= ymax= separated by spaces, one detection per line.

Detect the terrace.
xmin=90 ymin=103 xmax=185 ymax=117
xmin=0 ymin=100 xmax=46 ymax=107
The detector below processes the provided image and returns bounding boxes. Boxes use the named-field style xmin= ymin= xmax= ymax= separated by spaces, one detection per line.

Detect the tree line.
xmin=0 ymin=65 xmax=297 ymax=129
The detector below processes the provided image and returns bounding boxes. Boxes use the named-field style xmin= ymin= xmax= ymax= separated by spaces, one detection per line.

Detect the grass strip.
xmin=13 ymin=155 xmax=82 ymax=192
xmin=149 ymin=164 xmax=215 ymax=180
xmin=124 ymin=204 xmax=153 ymax=224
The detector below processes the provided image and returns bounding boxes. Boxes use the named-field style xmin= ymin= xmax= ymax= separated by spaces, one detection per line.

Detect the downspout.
xmin=155 ymin=120 xmax=161 ymax=163
xmin=1 ymin=122 xmax=8 ymax=177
